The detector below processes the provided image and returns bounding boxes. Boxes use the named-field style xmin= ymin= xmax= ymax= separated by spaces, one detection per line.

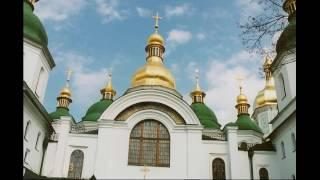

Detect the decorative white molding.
xmin=100 ymin=87 xmax=200 ymax=125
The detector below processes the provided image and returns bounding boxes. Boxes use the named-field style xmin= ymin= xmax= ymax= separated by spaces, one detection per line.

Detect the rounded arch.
xmin=259 ymin=167 xmax=269 ymax=180
xmin=212 ymin=158 xmax=226 ymax=180
xmin=100 ymin=88 xmax=200 ymax=125
xmin=68 ymin=149 xmax=84 ymax=179
xmin=128 ymin=119 xmax=170 ymax=167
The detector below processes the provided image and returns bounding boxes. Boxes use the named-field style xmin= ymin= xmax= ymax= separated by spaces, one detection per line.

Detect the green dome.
xmin=82 ymin=99 xmax=113 ymax=122
xmin=235 ymin=114 xmax=262 ymax=133
xmin=276 ymin=12 xmax=296 ymax=54
xmin=50 ymin=107 xmax=74 ymax=121
xmin=191 ymin=102 xmax=221 ymax=129
xmin=23 ymin=0 xmax=48 ymax=46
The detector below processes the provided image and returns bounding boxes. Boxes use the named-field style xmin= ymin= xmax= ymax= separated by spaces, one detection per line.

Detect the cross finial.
xmin=152 ymin=12 xmax=162 ymax=33
xmin=235 ymin=75 xmax=244 ymax=93
xmin=141 ymin=164 xmax=150 ymax=180
xmin=195 ymin=69 xmax=201 ymax=90
xmin=107 ymin=68 xmax=112 ymax=80
xmin=66 ymin=68 xmax=73 ymax=87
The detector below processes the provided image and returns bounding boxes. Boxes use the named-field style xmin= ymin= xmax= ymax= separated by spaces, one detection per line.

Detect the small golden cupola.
xmin=100 ymin=71 xmax=116 ymax=100
xmin=236 ymin=86 xmax=250 ymax=115
xmin=131 ymin=12 xmax=176 ymax=89
xmin=190 ymin=69 xmax=206 ymax=103
xmin=254 ymin=54 xmax=277 ymax=109
xmin=57 ymin=68 xmax=73 ymax=109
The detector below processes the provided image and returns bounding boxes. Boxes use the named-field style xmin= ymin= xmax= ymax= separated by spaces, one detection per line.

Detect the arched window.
xmin=259 ymin=168 xmax=269 ymax=180
xmin=278 ymin=74 xmax=286 ymax=100
xmin=35 ymin=67 xmax=45 ymax=97
xmin=128 ymin=120 xmax=170 ymax=167
xmin=68 ymin=150 xmax=84 ymax=179
xmin=292 ymin=174 xmax=296 ymax=180
xmin=281 ymin=141 xmax=286 ymax=159
xmin=24 ymin=149 xmax=30 ymax=164
xmin=291 ymin=133 xmax=296 ymax=151
xmin=35 ymin=132 xmax=41 ymax=150
xmin=24 ymin=121 xmax=31 ymax=141
xmin=212 ymin=158 xmax=226 ymax=180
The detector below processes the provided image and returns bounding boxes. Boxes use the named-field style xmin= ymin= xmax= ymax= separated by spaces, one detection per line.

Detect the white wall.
xmin=252 ymin=151 xmax=280 ymax=179
xmin=272 ymin=115 xmax=296 ymax=179
xmin=273 ymin=51 xmax=296 ymax=112
xmin=23 ymin=96 xmax=49 ymax=175
xmin=23 ymin=41 xmax=51 ymax=103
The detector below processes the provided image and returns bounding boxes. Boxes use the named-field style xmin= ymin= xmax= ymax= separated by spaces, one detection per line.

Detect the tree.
xmin=239 ymin=0 xmax=288 ymax=55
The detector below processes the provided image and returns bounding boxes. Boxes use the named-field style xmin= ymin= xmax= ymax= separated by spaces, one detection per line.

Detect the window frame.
xmin=35 ymin=132 xmax=41 ymax=151
xmin=281 ymin=141 xmax=286 ymax=159
xmin=24 ymin=121 xmax=31 ymax=142
xmin=291 ymin=133 xmax=296 ymax=152
xmin=212 ymin=158 xmax=226 ymax=180
xmin=128 ymin=120 xmax=170 ymax=167
xmin=278 ymin=73 xmax=286 ymax=100
xmin=24 ymin=149 xmax=30 ymax=165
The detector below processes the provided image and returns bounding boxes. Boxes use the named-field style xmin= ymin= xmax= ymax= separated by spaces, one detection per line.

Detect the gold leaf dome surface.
xmin=59 ymin=87 xmax=71 ymax=98
xmin=131 ymin=59 xmax=176 ymax=89
xmin=254 ymin=78 xmax=277 ymax=108
xmin=147 ymin=33 xmax=164 ymax=46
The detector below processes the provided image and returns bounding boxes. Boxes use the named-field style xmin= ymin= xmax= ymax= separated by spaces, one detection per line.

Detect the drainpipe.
xmin=248 ymin=149 xmax=254 ymax=180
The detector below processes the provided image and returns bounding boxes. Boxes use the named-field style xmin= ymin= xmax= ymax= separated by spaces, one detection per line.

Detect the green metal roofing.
xmin=190 ymin=102 xmax=221 ymax=129
xmin=235 ymin=114 xmax=263 ymax=133
xmin=23 ymin=0 xmax=48 ymax=46
xmin=276 ymin=12 xmax=296 ymax=54
xmin=49 ymin=107 xmax=74 ymax=121
xmin=82 ymin=99 xmax=113 ymax=122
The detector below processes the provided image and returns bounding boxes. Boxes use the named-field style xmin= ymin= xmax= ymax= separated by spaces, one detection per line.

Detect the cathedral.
xmin=23 ymin=0 xmax=296 ymax=179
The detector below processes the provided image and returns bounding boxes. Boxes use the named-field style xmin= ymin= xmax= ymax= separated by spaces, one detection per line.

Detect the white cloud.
xmin=164 ymin=4 xmax=190 ymax=17
xmin=167 ymin=29 xmax=192 ymax=44
xmin=196 ymin=33 xmax=206 ymax=40
xmin=136 ymin=7 xmax=152 ymax=17
xmin=96 ymin=0 xmax=127 ymax=23
xmin=203 ymin=50 xmax=264 ymax=127
xmin=235 ymin=0 xmax=263 ymax=22
xmin=35 ymin=0 xmax=87 ymax=22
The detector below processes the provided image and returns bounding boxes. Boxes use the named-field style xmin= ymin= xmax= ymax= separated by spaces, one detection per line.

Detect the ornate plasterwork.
xmin=115 ymin=102 xmax=186 ymax=125
xmin=100 ymin=86 xmax=200 ymax=125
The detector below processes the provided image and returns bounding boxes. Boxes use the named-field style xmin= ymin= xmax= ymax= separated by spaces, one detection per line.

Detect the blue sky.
xmin=35 ymin=0 xmax=280 ymax=126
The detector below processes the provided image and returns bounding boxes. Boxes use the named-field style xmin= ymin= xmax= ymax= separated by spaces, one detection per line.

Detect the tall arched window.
xmin=281 ymin=141 xmax=286 ymax=159
xmin=24 ymin=121 xmax=31 ymax=141
xmin=212 ymin=158 xmax=226 ymax=180
xmin=291 ymin=133 xmax=296 ymax=151
xmin=68 ymin=150 xmax=84 ymax=179
xmin=259 ymin=168 xmax=269 ymax=180
xmin=35 ymin=67 xmax=45 ymax=97
xmin=278 ymin=74 xmax=286 ymax=100
xmin=128 ymin=120 xmax=170 ymax=167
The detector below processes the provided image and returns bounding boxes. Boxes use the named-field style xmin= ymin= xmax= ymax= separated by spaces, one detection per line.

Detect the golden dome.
xmin=147 ymin=33 xmax=164 ymax=46
xmin=254 ymin=55 xmax=277 ymax=109
xmin=100 ymin=73 xmax=116 ymax=98
xmin=131 ymin=12 xmax=175 ymax=89
xmin=237 ymin=93 xmax=248 ymax=104
xmin=254 ymin=78 xmax=277 ymax=108
xmin=131 ymin=59 xmax=176 ymax=89
xmin=59 ymin=87 xmax=71 ymax=99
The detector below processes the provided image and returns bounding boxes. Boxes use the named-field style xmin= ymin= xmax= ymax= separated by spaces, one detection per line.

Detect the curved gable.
xmin=100 ymin=87 xmax=200 ymax=125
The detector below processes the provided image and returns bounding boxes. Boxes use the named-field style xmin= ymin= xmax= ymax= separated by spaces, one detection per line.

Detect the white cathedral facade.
xmin=23 ymin=0 xmax=296 ymax=179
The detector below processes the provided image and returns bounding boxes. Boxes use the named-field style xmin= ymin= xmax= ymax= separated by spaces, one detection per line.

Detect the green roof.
xmin=276 ymin=12 xmax=296 ymax=54
xmin=235 ymin=114 xmax=263 ymax=133
xmin=82 ymin=99 xmax=113 ymax=122
xmin=190 ymin=102 xmax=221 ymax=129
xmin=49 ymin=107 xmax=74 ymax=121
xmin=23 ymin=0 xmax=48 ymax=46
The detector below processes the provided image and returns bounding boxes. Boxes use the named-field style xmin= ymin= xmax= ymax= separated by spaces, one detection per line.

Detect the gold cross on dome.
xmin=152 ymin=12 xmax=162 ymax=32
xmin=235 ymin=75 xmax=244 ymax=93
